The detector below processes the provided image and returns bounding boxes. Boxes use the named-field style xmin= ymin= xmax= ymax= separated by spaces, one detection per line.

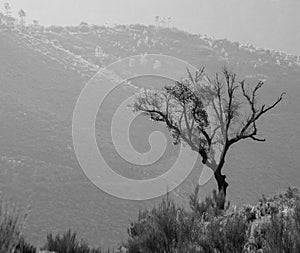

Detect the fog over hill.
xmin=0 ymin=20 xmax=300 ymax=247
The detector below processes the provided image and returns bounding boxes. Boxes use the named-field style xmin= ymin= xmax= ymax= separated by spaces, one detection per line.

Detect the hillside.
xmin=0 ymin=21 xmax=300 ymax=247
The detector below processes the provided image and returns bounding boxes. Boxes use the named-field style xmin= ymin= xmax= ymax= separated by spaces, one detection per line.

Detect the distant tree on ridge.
xmin=18 ymin=9 xmax=26 ymax=26
xmin=4 ymin=2 xmax=11 ymax=16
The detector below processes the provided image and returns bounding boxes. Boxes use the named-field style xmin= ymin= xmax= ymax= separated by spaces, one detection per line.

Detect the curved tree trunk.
xmin=211 ymin=142 xmax=230 ymax=209
xmin=214 ymin=168 xmax=228 ymax=209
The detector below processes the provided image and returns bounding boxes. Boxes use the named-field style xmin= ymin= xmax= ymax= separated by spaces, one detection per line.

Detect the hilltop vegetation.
xmin=0 ymin=15 xmax=300 ymax=247
xmin=2 ymin=187 xmax=300 ymax=252
xmin=125 ymin=187 xmax=300 ymax=253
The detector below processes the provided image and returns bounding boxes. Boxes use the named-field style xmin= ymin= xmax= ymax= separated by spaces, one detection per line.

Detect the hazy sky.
xmin=1 ymin=0 xmax=300 ymax=55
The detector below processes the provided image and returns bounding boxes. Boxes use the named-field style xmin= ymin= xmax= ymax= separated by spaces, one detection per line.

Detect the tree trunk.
xmin=214 ymin=168 xmax=229 ymax=209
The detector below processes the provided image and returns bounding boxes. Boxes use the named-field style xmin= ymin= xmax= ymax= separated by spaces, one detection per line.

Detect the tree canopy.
xmin=133 ymin=67 xmax=284 ymax=204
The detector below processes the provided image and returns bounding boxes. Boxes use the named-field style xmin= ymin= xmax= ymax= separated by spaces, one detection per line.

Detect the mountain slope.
xmin=0 ymin=23 xmax=299 ymax=247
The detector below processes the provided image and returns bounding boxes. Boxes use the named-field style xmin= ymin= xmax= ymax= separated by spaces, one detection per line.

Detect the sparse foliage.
xmin=133 ymin=67 xmax=285 ymax=206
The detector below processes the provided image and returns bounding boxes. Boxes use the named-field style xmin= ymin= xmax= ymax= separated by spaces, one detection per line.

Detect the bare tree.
xmin=133 ymin=67 xmax=284 ymax=207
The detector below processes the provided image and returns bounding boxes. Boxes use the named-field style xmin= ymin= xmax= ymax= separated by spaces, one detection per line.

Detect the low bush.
xmin=201 ymin=213 xmax=249 ymax=253
xmin=0 ymin=199 xmax=29 ymax=253
xmin=126 ymin=197 xmax=189 ymax=253
xmin=124 ymin=187 xmax=300 ymax=253
xmin=3 ymin=187 xmax=300 ymax=252
xmin=253 ymin=199 xmax=300 ymax=253
xmin=42 ymin=229 xmax=112 ymax=253
xmin=189 ymin=186 xmax=230 ymax=219
xmin=14 ymin=236 xmax=36 ymax=253
xmin=125 ymin=189 xmax=245 ymax=253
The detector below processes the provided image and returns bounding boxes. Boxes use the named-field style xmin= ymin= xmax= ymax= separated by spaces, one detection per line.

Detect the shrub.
xmin=14 ymin=236 xmax=36 ymax=253
xmin=126 ymin=197 xmax=189 ymax=253
xmin=258 ymin=213 xmax=294 ymax=252
xmin=0 ymin=199 xmax=28 ymax=253
xmin=254 ymin=200 xmax=300 ymax=253
xmin=189 ymin=186 xmax=230 ymax=219
xmin=202 ymin=213 xmax=249 ymax=253
xmin=42 ymin=229 xmax=112 ymax=253
xmin=125 ymin=189 xmax=245 ymax=253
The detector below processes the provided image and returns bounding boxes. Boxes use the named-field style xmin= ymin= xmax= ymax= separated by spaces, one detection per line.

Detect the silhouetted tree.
xmin=133 ymin=67 xmax=284 ymax=208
